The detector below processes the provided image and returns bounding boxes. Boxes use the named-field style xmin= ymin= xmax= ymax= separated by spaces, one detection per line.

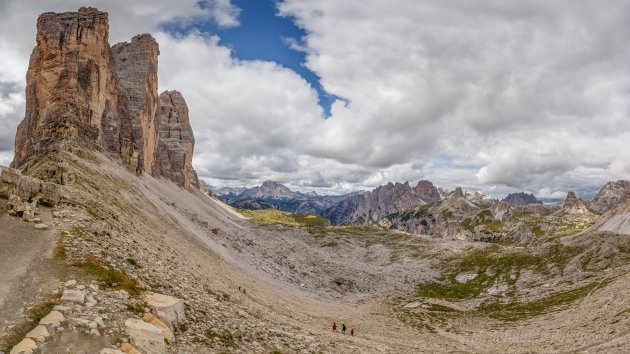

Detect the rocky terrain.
xmin=323 ymin=180 xmax=440 ymax=225
xmin=502 ymin=192 xmax=543 ymax=205
xmin=0 ymin=7 xmax=629 ymax=354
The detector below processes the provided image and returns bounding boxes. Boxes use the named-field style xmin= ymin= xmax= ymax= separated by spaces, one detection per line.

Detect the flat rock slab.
xmin=26 ymin=324 xmax=50 ymax=340
xmin=144 ymin=292 xmax=186 ymax=331
xmin=61 ymin=289 xmax=86 ymax=304
xmin=39 ymin=310 xmax=65 ymax=325
xmin=455 ymin=273 xmax=478 ymax=283
xmin=99 ymin=349 xmax=125 ymax=354
xmin=142 ymin=313 xmax=174 ymax=343
xmin=125 ymin=318 xmax=166 ymax=354
xmin=9 ymin=337 xmax=37 ymax=353
xmin=33 ymin=223 xmax=49 ymax=230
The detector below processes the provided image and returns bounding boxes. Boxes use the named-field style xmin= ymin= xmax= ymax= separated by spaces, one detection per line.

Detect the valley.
xmin=0 ymin=6 xmax=629 ymax=354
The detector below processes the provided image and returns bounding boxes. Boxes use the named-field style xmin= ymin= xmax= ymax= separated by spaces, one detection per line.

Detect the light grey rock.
xmin=125 ymin=318 xmax=166 ymax=354
xmin=61 ymin=289 xmax=86 ymax=304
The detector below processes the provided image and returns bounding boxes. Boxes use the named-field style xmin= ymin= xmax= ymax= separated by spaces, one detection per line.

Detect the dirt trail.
xmin=0 ymin=207 xmax=60 ymax=339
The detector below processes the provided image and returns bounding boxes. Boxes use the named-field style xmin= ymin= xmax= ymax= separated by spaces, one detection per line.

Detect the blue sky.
xmin=163 ymin=0 xmax=336 ymax=116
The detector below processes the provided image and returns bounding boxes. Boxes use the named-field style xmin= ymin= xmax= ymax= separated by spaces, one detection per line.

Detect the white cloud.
xmin=1 ymin=0 xmax=629 ymax=200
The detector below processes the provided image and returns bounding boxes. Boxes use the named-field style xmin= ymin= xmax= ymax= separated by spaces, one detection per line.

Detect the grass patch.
xmin=0 ymin=297 xmax=60 ymax=352
xmin=54 ymin=232 xmax=67 ymax=262
xmin=73 ymin=255 xmax=142 ymax=296
xmin=479 ymin=280 xmax=610 ymax=321
xmin=238 ymin=209 xmax=329 ymax=228
xmin=205 ymin=329 xmax=236 ymax=347
xmin=126 ymin=302 xmax=147 ymax=315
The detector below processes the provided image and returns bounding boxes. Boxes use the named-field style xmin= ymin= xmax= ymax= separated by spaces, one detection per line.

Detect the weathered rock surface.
xmin=324 ymin=181 xmax=431 ymax=225
xmin=0 ymin=166 xmax=65 ymax=205
xmin=9 ymin=337 xmax=37 ymax=354
xmin=10 ymin=7 xmax=198 ymax=190
xmin=112 ymin=34 xmax=160 ymax=174
xmin=39 ymin=310 xmax=65 ymax=326
xmin=144 ymin=292 xmax=186 ymax=331
xmin=152 ymin=91 xmax=195 ymax=189
xmin=563 ymin=191 xmax=589 ymax=214
xmin=590 ymin=180 xmax=630 ymax=214
xmin=25 ymin=325 xmax=50 ymax=341
xmin=125 ymin=318 xmax=166 ymax=354
xmin=12 ymin=7 xmax=122 ymax=168
xmin=502 ymin=192 xmax=542 ymax=206
xmin=413 ymin=180 xmax=441 ymax=202
xmin=142 ymin=312 xmax=174 ymax=343
xmin=61 ymin=289 xmax=86 ymax=304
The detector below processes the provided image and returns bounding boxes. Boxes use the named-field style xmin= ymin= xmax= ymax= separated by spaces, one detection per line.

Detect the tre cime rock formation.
xmin=11 ymin=7 xmax=197 ymax=189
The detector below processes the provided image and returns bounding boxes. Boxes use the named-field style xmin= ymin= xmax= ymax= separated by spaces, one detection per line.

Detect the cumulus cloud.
xmin=1 ymin=0 xmax=629 ymax=199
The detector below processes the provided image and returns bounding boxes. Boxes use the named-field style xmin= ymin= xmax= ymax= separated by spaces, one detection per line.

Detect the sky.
xmin=1 ymin=0 xmax=630 ymax=200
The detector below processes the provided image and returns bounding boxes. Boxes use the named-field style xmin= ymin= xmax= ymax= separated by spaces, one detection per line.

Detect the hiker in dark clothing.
xmin=351 ymin=327 xmax=355 ymax=336
xmin=342 ymin=324 xmax=346 ymax=334
xmin=332 ymin=322 xmax=337 ymax=332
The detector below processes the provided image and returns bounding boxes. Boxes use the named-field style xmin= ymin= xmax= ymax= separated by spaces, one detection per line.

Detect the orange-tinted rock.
xmin=12 ymin=7 xmax=122 ymax=168
xmin=11 ymin=8 xmax=198 ymax=190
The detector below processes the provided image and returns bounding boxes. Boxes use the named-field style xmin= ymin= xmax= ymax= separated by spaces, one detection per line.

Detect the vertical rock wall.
xmin=112 ymin=34 xmax=160 ymax=174
xmin=153 ymin=91 xmax=195 ymax=189
xmin=11 ymin=7 xmax=198 ymax=189
xmin=12 ymin=7 xmax=122 ymax=168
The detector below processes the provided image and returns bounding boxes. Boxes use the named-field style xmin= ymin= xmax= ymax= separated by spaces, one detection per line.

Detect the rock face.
xmin=563 ymin=191 xmax=589 ymax=214
xmin=502 ymin=192 xmax=542 ymax=206
xmin=324 ymin=181 xmax=435 ymax=225
xmin=240 ymin=180 xmax=300 ymax=199
xmin=153 ymin=91 xmax=195 ymax=189
xmin=143 ymin=292 xmax=186 ymax=332
xmin=452 ymin=187 xmax=465 ymax=198
xmin=10 ymin=8 xmax=197 ymax=189
xmin=111 ymin=34 xmax=160 ymax=174
xmin=0 ymin=166 xmax=65 ymax=205
xmin=590 ymin=180 xmax=630 ymax=214
xmin=413 ymin=180 xmax=441 ymax=202
xmin=12 ymin=7 xmax=121 ymax=168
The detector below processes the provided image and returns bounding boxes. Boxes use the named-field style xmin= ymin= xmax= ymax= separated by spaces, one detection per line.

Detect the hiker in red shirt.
xmin=351 ymin=327 xmax=356 ymax=336
xmin=332 ymin=322 xmax=337 ymax=332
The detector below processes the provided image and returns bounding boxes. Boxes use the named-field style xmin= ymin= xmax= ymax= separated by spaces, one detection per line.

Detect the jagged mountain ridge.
xmin=218 ymin=180 xmax=355 ymax=214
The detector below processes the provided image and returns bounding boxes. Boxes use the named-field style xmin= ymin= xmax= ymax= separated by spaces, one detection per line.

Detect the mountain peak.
xmin=502 ymin=192 xmax=542 ymax=206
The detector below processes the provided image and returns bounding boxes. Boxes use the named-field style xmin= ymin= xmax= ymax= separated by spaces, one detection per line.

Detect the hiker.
xmin=351 ymin=327 xmax=355 ymax=336
xmin=332 ymin=322 xmax=337 ymax=332
xmin=341 ymin=323 xmax=346 ymax=334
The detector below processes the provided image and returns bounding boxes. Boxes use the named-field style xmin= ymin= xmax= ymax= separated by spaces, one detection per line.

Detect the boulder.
xmin=143 ymin=293 xmax=186 ymax=331
xmin=9 ymin=338 xmax=37 ymax=354
xmin=61 ymin=289 xmax=86 ymax=304
xmin=142 ymin=313 xmax=174 ymax=343
xmin=120 ymin=343 xmax=142 ymax=354
xmin=33 ymin=223 xmax=49 ymax=230
xmin=124 ymin=318 xmax=166 ymax=354
xmin=39 ymin=310 xmax=64 ymax=326
xmin=100 ymin=349 xmax=125 ymax=354
xmin=25 ymin=325 xmax=50 ymax=341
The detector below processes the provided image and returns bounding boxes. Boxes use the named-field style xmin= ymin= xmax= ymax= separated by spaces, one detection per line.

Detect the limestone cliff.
xmin=11 ymin=8 xmax=198 ymax=189
xmin=12 ymin=7 xmax=123 ymax=168
xmin=112 ymin=34 xmax=160 ymax=174
xmin=153 ymin=91 xmax=195 ymax=189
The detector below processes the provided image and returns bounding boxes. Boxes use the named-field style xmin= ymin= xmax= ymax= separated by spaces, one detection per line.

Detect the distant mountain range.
xmin=213 ymin=180 xmax=356 ymax=214
xmin=211 ymin=179 xmax=630 ymax=242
